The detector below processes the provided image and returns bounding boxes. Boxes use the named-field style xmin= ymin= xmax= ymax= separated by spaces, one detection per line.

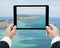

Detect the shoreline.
xmin=0 ymin=20 xmax=13 ymax=28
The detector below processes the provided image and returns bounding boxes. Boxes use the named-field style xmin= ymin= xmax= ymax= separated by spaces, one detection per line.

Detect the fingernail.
xmin=46 ymin=26 xmax=48 ymax=28
xmin=14 ymin=26 xmax=16 ymax=27
xmin=14 ymin=26 xmax=16 ymax=29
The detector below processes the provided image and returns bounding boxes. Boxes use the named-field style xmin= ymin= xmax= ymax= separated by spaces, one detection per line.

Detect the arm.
xmin=46 ymin=24 xmax=60 ymax=48
xmin=0 ymin=24 xmax=16 ymax=48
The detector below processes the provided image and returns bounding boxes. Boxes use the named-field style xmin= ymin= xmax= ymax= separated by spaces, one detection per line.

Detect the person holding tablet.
xmin=0 ymin=24 xmax=60 ymax=48
xmin=0 ymin=24 xmax=16 ymax=48
xmin=46 ymin=24 xmax=60 ymax=48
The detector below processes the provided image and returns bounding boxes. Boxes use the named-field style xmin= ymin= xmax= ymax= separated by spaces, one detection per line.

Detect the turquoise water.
xmin=17 ymin=15 xmax=45 ymax=28
xmin=0 ymin=17 xmax=60 ymax=48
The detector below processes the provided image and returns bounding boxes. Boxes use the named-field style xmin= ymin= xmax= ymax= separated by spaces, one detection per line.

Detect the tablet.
xmin=14 ymin=5 xmax=49 ymax=30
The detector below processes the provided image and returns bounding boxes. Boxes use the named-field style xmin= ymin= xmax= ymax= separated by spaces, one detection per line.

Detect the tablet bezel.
xmin=13 ymin=5 xmax=49 ymax=30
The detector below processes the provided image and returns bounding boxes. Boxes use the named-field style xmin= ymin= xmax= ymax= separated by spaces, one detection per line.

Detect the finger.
xmin=49 ymin=24 xmax=57 ymax=30
xmin=46 ymin=26 xmax=49 ymax=36
xmin=46 ymin=26 xmax=52 ymax=34
xmin=14 ymin=32 xmax=16 ymax=35
xmin=13 ymin=26 xmax=16 ymax=30
xmin=7 ymin=24 xmax=13 ymax=31
xmin=12 ymin=26 xmax=16 ymax=32
xmin=8 ymin=24 xmax=13 ymax=30
xmin=46 ymin=30 xmax=49 ymax=36
xmin=11 ymin=26 xmax=16 ymax=35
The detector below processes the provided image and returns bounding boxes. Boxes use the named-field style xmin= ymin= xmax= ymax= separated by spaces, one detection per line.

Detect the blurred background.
xmin=0 ymin=0 xmax=60 ymax=48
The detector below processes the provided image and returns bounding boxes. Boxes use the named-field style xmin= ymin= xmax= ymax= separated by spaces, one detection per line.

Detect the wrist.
xmin=51 ymin=36 xmax=60 ymax=45
xmin=1 ymin=36 xmax=12 ymax=47
xmin=5 ymin=35 xmax=13 ymax=39
xmin=51 ymin=35 xmax=59 ymax=40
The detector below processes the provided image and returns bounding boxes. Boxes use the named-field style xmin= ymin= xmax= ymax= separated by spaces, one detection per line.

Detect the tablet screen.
xmin=14 ymin=5 xmax=49 ymax=29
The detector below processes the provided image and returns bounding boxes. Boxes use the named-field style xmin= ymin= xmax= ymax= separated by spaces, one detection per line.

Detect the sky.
xmin=17 ymin=7 xmax=45 ymax=15
xmin=0 ymin=0 xmax=60 ymax=18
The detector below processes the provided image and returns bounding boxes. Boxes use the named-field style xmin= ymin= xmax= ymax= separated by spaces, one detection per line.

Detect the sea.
xmin=0 ymin=17 xmax=60 ymax=48
xmin=17 ymin=15 xmax=45 ymax=28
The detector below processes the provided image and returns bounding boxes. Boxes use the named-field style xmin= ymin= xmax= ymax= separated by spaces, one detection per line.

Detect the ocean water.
xmin=0 ymin=17 xmax=60 ymax=48
xmin=17 ymin=15 xmax=45 ymax=28
xmin=0 ymin=17 xmax=13 ymax=20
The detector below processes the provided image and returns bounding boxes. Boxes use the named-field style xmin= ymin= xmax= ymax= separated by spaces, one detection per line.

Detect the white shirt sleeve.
xmin=51 ymin=37 xmax=60 ymax=45
xmin=0 ymin=36 xmax=12 ymax=48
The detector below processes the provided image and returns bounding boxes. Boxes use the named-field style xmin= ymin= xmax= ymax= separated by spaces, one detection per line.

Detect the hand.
xmin=46 ymin=24 xmax=59 ymax=39
xmin=5 ymin=24 xmax=16 ymax=39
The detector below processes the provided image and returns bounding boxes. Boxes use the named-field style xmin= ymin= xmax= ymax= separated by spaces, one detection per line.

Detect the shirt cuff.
xmin=51 ymin=37 xmax=60 ymax=45
xmin=0 ymin=36 xmax=12 ymax=48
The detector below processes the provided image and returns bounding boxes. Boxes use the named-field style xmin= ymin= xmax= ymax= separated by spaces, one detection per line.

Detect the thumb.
xmin=46 ymin=26 xmax=52 ymax=36
xmin=46 ymin=30 xmax=49 ymax=36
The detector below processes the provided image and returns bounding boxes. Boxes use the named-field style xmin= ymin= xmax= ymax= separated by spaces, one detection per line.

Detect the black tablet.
xmin=13 ymin=5 xmax=49 ymax=30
